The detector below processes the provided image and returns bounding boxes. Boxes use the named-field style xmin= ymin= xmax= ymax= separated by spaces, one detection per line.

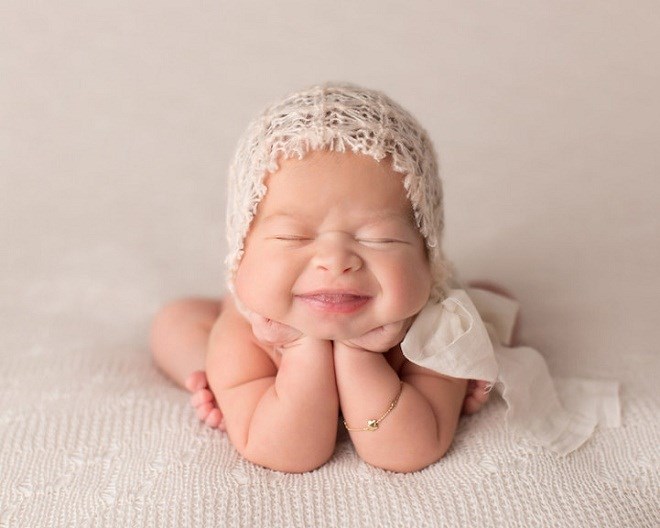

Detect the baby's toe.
xmin=185 ymin=370 xmax=208 ymax=392
xmin=462 ymin=388 xmax=492 ymax=415
xmin=196 ymin=402 xmax=214 ymax=421
xmin=462 ymin=397 xmax=481 ymax=415
xmin=473 ymin=382 xmax=492 ymax=404
xmin=205 ymin=408 xmax=223 ymax=428
xmin=190 ymin=388 xmax=214 ymax=407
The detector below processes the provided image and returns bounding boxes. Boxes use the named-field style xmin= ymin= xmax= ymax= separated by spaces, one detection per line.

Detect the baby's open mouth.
xmin=296 ymin=292 xmax=371 ymax=314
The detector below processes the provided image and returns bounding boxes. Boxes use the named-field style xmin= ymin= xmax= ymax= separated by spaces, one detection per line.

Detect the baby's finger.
xmin=190 ymin=388 xmax=214 ymax=407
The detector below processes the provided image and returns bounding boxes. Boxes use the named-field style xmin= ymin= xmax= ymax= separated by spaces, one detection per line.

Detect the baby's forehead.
xmin=265 ymin=150 xmax=403 ymax=185
xmin=260 ymin=151 xmax=415 ymax=222
xmin=270 ymin=148 xmax=395 ymax=171
xmin=259 ymin=208 xmax=415 ymax=226
xmin=265 ymin=148 xmax=406 ymax=187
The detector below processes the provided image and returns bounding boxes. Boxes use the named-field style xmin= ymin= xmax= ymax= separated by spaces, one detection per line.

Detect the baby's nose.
xmin=312 ymin=234 xmax=363 ymax=275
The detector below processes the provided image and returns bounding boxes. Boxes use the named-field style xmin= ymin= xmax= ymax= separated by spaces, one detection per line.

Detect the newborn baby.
xmin=152 ymin=84 xmax=620 ymax=471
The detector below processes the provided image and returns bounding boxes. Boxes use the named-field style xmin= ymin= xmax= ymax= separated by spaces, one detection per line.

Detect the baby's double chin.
xmin=290 ymin=311 xmax=384 ymax=342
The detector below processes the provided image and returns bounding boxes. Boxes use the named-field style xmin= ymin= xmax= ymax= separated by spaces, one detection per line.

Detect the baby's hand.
xmin=248 ymin=312 xmax=303 ymax=351
xmin=185 ymin=371 xmax=225 ymax=430
xmin=340 ymin=318 xmax=413 ymax=353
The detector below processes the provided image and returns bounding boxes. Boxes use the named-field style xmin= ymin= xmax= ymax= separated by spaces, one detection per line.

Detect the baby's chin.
xmin=291 ymin=318 xmax=378 ymax=342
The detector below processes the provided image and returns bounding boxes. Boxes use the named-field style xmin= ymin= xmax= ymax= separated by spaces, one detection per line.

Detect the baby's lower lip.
xmin=297 ymin=293 xmax=370 ymax=314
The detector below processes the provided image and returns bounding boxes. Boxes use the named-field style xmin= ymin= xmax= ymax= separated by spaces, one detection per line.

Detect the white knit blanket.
xmin=1 ymin=244 xmax=658 ymax=528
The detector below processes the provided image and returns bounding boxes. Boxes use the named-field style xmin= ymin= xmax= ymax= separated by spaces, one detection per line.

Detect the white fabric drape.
xmin=401 ymin=288 xmax=620 ymax=455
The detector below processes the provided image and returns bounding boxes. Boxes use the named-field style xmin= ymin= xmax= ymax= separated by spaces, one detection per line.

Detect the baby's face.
xmin=234 ymin=149 xmax=432 ymax=341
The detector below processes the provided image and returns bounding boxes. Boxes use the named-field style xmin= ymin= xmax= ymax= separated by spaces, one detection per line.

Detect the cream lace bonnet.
xmin=225 ymin=82 xmax=450 ymax=302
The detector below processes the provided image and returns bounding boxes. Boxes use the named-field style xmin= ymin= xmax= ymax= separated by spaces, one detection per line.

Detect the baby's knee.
xmin=151 ymin=298 xmax=185 ymax=338
xmin=149 ymin=298 xmax=214 ymax=360
xmin=153 ymin=298 xmax=198 ymax=327
xmin=154 ymin=297 xmax=220 ymax=330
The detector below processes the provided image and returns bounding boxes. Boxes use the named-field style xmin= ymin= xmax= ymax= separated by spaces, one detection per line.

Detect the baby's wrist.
xmin=333 ymin=318 xmax=412 ymax=354
xmin=333 ymin=340 xmax=379 ymax=355
xmin=281 ymin=335 xmax=333 ymax=354
xmin=333 ymin=342 xmax=391 ymax=381
xmin=280 ymin=338 xmax=336 ymax=376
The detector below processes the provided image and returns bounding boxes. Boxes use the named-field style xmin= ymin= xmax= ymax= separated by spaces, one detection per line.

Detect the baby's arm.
xmin=206 ymin=298 xmax=338 ymax=473
xmin=334 ymin=339 xmax=466 ymax=473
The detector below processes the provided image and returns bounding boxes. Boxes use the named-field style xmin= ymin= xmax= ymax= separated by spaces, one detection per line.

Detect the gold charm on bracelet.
xmin=343 ymin=382 xmax=404 ymax=432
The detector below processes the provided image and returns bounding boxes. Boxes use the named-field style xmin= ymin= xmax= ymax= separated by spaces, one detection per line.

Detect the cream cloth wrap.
xmin=401 ymin=288 xmax=621 ymax=455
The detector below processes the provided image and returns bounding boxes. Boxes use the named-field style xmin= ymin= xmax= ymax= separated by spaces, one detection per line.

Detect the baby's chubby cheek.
xmin=379 ymin=263 xmax=433 ymax=318
xmin=233 ymin=258 xmax=295 ymax=321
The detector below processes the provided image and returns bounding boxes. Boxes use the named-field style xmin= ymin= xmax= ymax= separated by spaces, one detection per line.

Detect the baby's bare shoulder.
xmin=208 ymin=296 xmax=250 ymax=343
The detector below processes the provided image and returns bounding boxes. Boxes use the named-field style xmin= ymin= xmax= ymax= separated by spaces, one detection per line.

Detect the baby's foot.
xmin=462 ymin=379 xmax=492 ymax=415
xmin=461 ymin=280 xmax=521 ymax=415
xmin=185 ymin=370 xmax=225 ymax=430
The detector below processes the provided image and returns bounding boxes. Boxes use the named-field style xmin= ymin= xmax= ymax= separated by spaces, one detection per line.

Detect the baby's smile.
xmin=295 ymin=291 xmax=371 ymax=314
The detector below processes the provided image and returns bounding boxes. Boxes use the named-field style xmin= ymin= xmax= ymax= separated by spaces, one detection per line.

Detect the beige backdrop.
xmin=2 ymin=2 xmax=658 ymax=381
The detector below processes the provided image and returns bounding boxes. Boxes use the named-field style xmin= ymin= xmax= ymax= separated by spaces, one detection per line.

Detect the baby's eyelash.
xmin=269 ymin=235 xmax=408 ymax=245
xmin=357 ymin=238 xmax=405 ymax=245
xmin=273 ymin=235 xmax=311 ymax=241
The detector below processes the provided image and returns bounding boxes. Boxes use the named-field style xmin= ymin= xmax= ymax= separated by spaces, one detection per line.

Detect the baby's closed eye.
xmin=270 ymin=234 xmax=314 ymax=246
xmin=355 ymin=226 xmax=413 ymax=247
xmin=355 ymin=219 xmax=416 ymax=248
xmin=356 ymin=237 xmax=408 ymax=247
xmin=273 ymin=234 xmax=312 ymax=241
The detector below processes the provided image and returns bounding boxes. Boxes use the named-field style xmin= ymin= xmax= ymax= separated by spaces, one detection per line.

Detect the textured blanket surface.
xmin=1 ymin=244 xmax=658 ymax=528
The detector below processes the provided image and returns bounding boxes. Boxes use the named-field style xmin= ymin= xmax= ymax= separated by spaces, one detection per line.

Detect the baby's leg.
xmin=150 ymin=298 xmax=224 ymax=428
xmin=150 ymin=298 xmax=221 ymax=388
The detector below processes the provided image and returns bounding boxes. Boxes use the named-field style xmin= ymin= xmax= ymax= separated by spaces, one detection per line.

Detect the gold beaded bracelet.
xmin=343 ymin=381 xmax=404 ymax=432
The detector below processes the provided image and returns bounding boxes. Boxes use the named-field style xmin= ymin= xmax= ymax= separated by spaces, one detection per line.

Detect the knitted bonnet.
xmin=226 ymin=82 xmax=450 ymax=302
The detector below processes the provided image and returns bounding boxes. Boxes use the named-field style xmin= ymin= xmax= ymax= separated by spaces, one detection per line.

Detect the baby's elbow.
xmin=361 ymin=442 xmax=451 ymax=474
xmin=272 ymin=455 xmax=332 ymax=474
xmin=227 ymin=414 xmax=338 ymax=473
xmin=241 ymin=446 xmax=334 ymax=474
xmin=366 ymin=454 xmax=444 ymax=474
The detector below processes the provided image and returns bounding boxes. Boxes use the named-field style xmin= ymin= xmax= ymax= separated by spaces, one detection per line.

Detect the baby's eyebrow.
xmin=262 ymin=211 xmax=411 ymax=224
xmin=360 ymin=211 xmax=415 ymax=225
xmin=260 ymin=212 xmax=309 ymax=224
